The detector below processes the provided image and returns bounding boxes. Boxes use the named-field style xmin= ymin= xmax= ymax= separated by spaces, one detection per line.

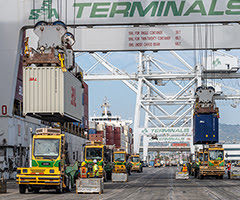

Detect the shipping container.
xmin=89 ymin=133 xmax=103 ymax=142
xmin=89 ymin=121 xmax=96 ymax=129
xmin=193 ymin=114 xmax=219 ymax=144
xmin=97 ymin=123 xmax=105 ymax=131
xmin=96 ymin=131 xmax=104 ymax=136
xmin=15 ymin=79 xmax=23 ymax=101
xmin=23 ymin=67 xmax=83 ymax=122
xmin=89 ymin=129 xmax=97 ymax=134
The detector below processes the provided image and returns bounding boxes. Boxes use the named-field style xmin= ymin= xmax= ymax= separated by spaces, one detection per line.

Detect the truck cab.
xmin=16 ymin=128 xmax=75 ymax=194
xmin=84 ymin=141 xmax=113 ymax=180
xmin=154 ymin=158 xmax=161 ymax=168
xmin=130 ymin=154 xmax=143 ymax=173
xmin=199 ymin=144 xmax=225 ymax=179
xmin=113 ymin=150 xmax=131 ymax=174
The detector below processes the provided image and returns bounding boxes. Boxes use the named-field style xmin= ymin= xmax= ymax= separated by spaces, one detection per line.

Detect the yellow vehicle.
xmin=113 ymin=150 xmax=131 ymax=175
xmin=154 ymin=158 xmax=161 ymax=168
xmin=84 ymin=141 xmax=114 ymax=180
xmin=16 ymin=128 xmax=78 ymax=194
xmin=198 ymin=144 xmax=225 ymax=179
xmin=130 ymin=154 xmax=143 ymax=173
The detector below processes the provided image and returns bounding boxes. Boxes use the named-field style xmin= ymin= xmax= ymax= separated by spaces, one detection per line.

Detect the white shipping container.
xmin=89 ymin=121 xmax=96 ymax=129
xmin=23 ymin=67 xmax=83 ymax=122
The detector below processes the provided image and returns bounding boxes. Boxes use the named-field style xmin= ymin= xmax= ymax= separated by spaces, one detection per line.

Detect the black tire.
xmin=19 ymin=185 xmax=26 ymax=194
xmin=194 ymin=171 xmax=197 ymax=178
xmin=220 ymin=175 xmax=223 ymax=179
xmin=106 ymin=171 xmax=112 ymax=180
xmin=104 ymin=171 xmax=107 ymax=182
xmin=34 ymin=188 xmax=40 ymax=193
xmin=66 ymin=176 xmax=72 ymax=192
xmin=200 ymin=175 xmax=204 ymax=180
xmin=56 ymin=182 xmax=63 ymax=194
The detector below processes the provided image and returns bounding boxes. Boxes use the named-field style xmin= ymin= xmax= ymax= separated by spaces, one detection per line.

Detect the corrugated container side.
xmin=15 ymin=79 xmax=23 ymax=101
xmin=89 ymin=121 xmax=96 ymax=129
xmin=89 ymin=129 xmax=97 ymax=134
xmin=64 ymin=69 xmax=83 ymax=120
xmin=23 ymin=67 xmax=83 ymax=122
xmin=96 ymin=131 xmax=104 ymax=136
xmin=193 ymin=114 xmax=219 ymax=144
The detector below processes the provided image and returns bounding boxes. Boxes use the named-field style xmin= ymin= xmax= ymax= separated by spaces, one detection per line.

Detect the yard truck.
xmin=198 ymin=144 xmax=225 ymax=179
xmin=130 ymin=154 xmax=143 ymax=173
xmin=112 ymin=149 xmax=131 ymax=182
xmin=84 ymin=141 xmax=114 ymax=180
xmin=76 ymin=141 xmax=114 ymax=194
xmin=16 ymin=128 xmax=79 ymax=194
xmin=154 ymin=158 xmax=161 ymax=168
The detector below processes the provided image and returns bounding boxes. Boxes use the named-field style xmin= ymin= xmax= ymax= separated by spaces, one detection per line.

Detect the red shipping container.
xmin=83 ymin=82 xmax=88 ymax=95
xmin=15 ymin=79 xmax=23 ymax=101
xmin=114 ymin=133 xmax=121 ymax=140
xmin=97 ymin=131 xmax=104 ymax=136
xmin=172 ymin=143 xmax=188 ymax=147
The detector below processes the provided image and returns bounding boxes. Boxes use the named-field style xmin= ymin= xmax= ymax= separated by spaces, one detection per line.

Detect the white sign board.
xmin=204 ymin=55 xmax=239 ymax=71
xmin=149 ymin=136 xmax=192 ymax=143
xmin=25 ymin=0 xmax=240 ymax=26
xmin=139 ymin=127 xmax=191 ymax=137
xmin=73 ymin=24 xmax=240 ymax=52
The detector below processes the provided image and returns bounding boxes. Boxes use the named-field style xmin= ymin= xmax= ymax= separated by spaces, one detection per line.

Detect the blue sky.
xmin=76 ymin=50 xmax=240 ymax=126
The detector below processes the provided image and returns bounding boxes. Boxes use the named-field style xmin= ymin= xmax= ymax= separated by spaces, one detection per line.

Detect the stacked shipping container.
xmin=88 ymin=121 xmax=133 ymax=154
xmin=83 ymin=82 xmax=89 ymax=129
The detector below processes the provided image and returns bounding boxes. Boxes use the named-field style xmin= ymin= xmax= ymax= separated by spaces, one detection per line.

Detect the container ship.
xmin=88 ymin=98 xmax=133 ymax=154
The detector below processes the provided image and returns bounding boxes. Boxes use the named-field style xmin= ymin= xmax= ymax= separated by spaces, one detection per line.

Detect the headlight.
xmin=17 ymin=170 xmax=21 ymax=174
xmin=50 ymin=169 xmax=55 ymax=173
xmin=23 ymin=169 xmax=28 ymax=173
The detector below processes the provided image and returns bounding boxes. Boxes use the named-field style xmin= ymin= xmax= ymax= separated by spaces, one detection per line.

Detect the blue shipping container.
xmin=149 ymin=160 xmax=154 ymax=167
xmin=89 ymin=129 xmax=97 ymax=134
xmin=194 ymin=114 xmax=219 ymax=144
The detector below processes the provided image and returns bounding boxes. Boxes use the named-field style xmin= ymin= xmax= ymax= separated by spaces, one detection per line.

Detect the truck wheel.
xmin=66 ymin=176 xmax=71 ymax=192
xmin=104 ymin=172 xmax=107 ymax=182
xmin=106 ymin=171 xmax=112 ymax=180
xmin=34 ymin=188 xmax=40 ymax=193
xmin=200 ymin=175 xmax=204 ymax=180
xmin=19 ymin=185 xmax=26 ymax=194
xmin=220 ymin=175 xmax=223 ymax=179
xmin=56 ymin=182 xmax=63 ymax=194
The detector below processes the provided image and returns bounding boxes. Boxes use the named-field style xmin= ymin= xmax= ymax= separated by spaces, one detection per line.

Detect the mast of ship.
xmin=101 ymin=97 xmax=110 ymax=117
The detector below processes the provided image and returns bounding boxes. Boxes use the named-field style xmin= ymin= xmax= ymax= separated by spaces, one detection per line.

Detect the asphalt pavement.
xmin=1 ymin=167 xmax=240 ymax=200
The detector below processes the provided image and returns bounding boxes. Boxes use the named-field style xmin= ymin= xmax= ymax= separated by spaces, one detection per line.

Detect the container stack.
xmin=88 ymin=98 xmax=133 ymax=153
xmin=106 ymin=124 xmax=114 ymax=145
xmin=114 ymin=126 xmax=121 ymax=148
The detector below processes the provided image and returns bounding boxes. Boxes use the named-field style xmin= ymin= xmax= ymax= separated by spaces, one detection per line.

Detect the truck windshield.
xmin=86 ymin=148 xmax=102 ymax=161
xmin=209 ymin=150 xmax=224 ymax=161
xmin=132 ymin=157 xmax=140 ymax=162
xmin=114 ymin=153 xmax=125 ymax=162
xmin=34 ymin=139 xmax=59 ymax=159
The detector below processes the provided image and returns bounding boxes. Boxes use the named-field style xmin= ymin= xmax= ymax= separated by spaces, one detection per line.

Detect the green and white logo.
xmin=29 ymin=0 xmax=58 ymax=20
xmin=213 ymin=58 xmax=221 ymax=66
